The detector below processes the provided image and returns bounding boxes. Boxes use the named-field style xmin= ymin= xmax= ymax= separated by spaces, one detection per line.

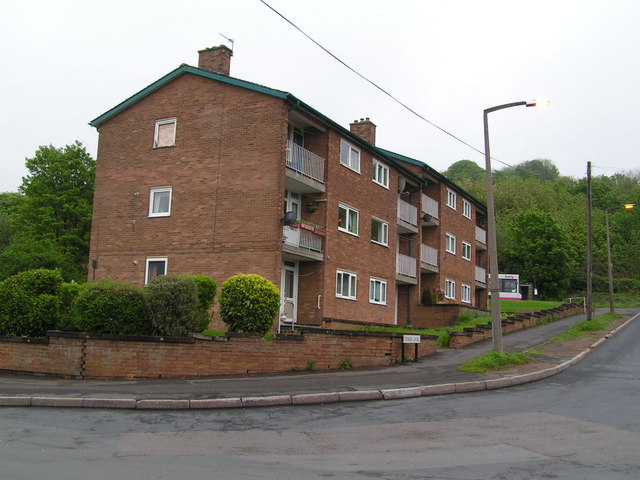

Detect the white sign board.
xmin=403 ymin=334 xmax=421 ymax=344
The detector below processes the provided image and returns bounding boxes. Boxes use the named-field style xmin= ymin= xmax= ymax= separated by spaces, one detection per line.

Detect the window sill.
xmin=336 ymin=296 xmax=357 ymax=301
xmin=338 ymin=228 xmax=359 ymax=237
xmin=340 ymin=163 xmax=361 ymax=175
xmin=371 ymin=240 xmax=389 ymax=247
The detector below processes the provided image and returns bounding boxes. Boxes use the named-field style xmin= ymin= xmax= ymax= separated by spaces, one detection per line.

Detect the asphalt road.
xmin=0 ymin=309 xmax=638 ymax=479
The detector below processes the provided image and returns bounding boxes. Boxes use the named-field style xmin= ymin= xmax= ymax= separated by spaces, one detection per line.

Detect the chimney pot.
xmin=349 ymin=117 xmax=377 ymax=145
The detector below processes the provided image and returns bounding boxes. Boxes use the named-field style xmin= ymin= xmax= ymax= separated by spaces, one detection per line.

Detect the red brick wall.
xmin=320 ymin=130 xmax=398 ymax=325
xmin=0 ymin=336 xmax=83 ymax=377
xmin=89 ymin=73 xmax=287 ymax=287
xmin=411 ymin=304 xmax=490 ymax=329
xmin=0 ymin=331 xmax=436 ymax=379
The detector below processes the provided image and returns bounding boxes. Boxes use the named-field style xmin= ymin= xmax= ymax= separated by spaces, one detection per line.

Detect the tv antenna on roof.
xmin=219 ymin=33 xmax=234 ymax=51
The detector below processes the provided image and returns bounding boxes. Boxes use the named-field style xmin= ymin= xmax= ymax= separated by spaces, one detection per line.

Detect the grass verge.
xmin=459 ymin=351 xmax=533 ymax=373
xmin=499 ymin=299 xmax=561 ymax=313
xmin=549 ymin=312 xmax=622 ymax=342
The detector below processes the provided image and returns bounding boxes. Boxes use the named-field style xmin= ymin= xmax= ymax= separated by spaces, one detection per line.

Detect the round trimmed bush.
xmin=0 ymin=269 xmax=63 ymax=337
xmin=219 ymin=274 xmax=280 ymax=335
xmin=146 ymin=275 xmax=200 ymax=336
xmin=179 ymin=274 xmax=217 ymax=331
xmin=74 ymin=280 xmax=152 ymax=335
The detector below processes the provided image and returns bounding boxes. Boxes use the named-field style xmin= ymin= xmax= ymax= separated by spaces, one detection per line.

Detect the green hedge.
xmin=55 ymin=282 xmax=86 ymax=332
xmin=179 ymin=274 xmax=217 ymax=332
xmin=219 ymin=274 xmax=280 ymax=335
xmin=0 ymin=269 xmax=63 ymax=337
xmin=74 ymin=280 xmax=152 ymax=335
xmin=146 ymin=275 xmax=200 ymax=336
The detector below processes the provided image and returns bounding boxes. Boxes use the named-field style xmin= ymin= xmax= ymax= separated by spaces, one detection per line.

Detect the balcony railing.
xmin=421 ymin=194 xmax=439 ymax=219
xmin=475 ymin=265 xmax=487 ymax=284
xmin=420 ymin=244 xmax=438 ymax=268
xmin=396 ymin=253 xmax=417 ymax=279
xmin=475 ymin=226 xmax=487 ymax=245
xmin=286 ymin=140 xmax=325 ymax=184
xmin=398 ymin=199 xmax=418 ymax=227
xmin=283 ymin=225 xmax=324 ymax=253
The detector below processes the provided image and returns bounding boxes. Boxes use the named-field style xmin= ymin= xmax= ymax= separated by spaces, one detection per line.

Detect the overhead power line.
xmin=259 ymin=0 xmax=516 ymax=170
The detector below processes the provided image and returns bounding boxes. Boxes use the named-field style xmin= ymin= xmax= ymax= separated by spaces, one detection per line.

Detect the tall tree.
xmin=502 ymin=211 xmax=574 ymax=299
xmin=443 ymin=159 xmax=485 ymax=183
xmin=4 ymin=142 xmax=95 ymax=281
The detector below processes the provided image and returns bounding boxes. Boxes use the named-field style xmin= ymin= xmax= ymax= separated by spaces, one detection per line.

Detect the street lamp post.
xmin=605 ymin=203 xmax=636 ymax=313
xmin=483 ymin=100 xmax=548 ymax=353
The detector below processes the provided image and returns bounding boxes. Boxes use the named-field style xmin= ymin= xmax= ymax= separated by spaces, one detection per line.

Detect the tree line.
xmin=1 ymin=144 xmax=638 ymax=302
xmin=445 ymin=159 xmax=640 ymax=300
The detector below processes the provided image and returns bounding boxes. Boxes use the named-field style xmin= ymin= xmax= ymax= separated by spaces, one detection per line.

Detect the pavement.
xmin=0 ymin=308 xmax=637 ymax=410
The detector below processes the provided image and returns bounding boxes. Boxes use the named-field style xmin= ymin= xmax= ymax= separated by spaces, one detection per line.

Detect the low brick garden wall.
xmin=448 ymin=304 xmax=584 ymax=348
xmin=0 ymin=328 xmax=438 ymax=380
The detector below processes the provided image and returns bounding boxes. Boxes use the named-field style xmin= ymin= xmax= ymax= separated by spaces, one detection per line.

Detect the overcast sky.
xmin=1 ymin=0 xmax=639 ymax=193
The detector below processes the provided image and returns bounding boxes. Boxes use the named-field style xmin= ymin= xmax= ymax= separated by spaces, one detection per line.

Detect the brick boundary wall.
xmin=448 ymin=304 xmax=584 ymax=348
xmin=0 ymin=329 xmax=437 ymax=380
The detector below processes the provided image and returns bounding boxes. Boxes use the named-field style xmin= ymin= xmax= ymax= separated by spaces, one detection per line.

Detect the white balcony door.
xmin=281 ymin=261 xmax=299 ymax=324
xmin=284 ymin=190 xmax=300 ymax=220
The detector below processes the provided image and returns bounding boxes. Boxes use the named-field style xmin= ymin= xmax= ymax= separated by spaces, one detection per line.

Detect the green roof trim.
xmin=89 ymin=65 xmax=290 ymax=128
xmin=89 ymin=64 xmax=432 ymax=188
xmin=379 ymin=148 xmax=487 ymax=211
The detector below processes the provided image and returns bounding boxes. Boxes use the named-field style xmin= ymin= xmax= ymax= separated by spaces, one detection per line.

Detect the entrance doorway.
xmin=281 ymin=261 xmax=299 ymax=325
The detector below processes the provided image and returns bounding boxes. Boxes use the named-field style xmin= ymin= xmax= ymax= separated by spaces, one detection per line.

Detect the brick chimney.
xmin=349 ymin=118 xmax=376 ymax=145
xmin=198 ymin=45 xmax=233 ymax=76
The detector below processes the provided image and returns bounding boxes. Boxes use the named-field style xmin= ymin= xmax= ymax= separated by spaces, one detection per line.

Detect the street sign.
xmin=403 ymin=334 xmax=420 ymax=344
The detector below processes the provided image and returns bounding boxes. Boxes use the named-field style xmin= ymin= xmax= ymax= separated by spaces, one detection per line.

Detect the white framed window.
xmin=445 ymin=279 xmax=456 ymax=300
xmin=154 ymin=118 xmax=177 ymax=148
xmin=372 ymin=159 xmax=389 ymax=188
xmin=446 ymin=233 xmax=456 ymax=254
xmin=336 ymin=270 xmax=358 ymax=300
xmin=369 ymin=278 xmax=387 ymax=305
xmin=145 ymin=257 xmax=168 ymax=284
xmin=462 ymin=241 xmax=472 ymax=261
xmin=446 ymin=188 xmax=457 ymax=210
xmin=340 ymin=140 xmax=361 ymax=173
xmin=463 ymin=199 xmax=472 ymax=219
xmin=149 ymin=187 xmax=172 ymax=217
xmin=338 ymin=203 xmax=359 ymax=236
xmin=461 ymin=284 xmax=472 ymax=304
xmin=371 ymin=217 xmax=389 ymax=246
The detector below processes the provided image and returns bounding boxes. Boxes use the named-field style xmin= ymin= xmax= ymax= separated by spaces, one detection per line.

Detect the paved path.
xmin=0 ymin=308 xmax=637 ymax=408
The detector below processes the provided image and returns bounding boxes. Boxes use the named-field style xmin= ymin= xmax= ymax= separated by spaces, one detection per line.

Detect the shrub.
xmin=219 ymin=274 xmax=280 ymax=335
xmin=0 ymin=269 xmax=63 ymax=337
xmin=146 ymin=275 xmax=200 ymax=336
xmin=179 ymin=274 xmax=217 ymax=332
xmin=55 ymin=282 xmax=86 ymax=331
xmin=74 ymin=280 xmax=152 ymax=335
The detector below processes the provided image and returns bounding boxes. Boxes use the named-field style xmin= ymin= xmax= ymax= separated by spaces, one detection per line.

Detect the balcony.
xmin=475 ymin=226 xmax=487 ymax=249
xmin=285 ymin=141 xmax=326 ymax=194
xmin=420 ymin=244 xmax=438 ymax=273
xmin=475 ymin=265 xmax=487 ymax=288
xmin=282 ymin=225 xmax=324 ymax=261
xmin=397 ymin=199 xmax=419 ymax=234
xmin=421 ymin=194 xmax=440 ymax=226
xmin=396 ymin=253 xmax=417 ymax=284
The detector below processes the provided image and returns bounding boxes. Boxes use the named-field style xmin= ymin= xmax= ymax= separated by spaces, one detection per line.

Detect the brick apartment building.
xmin=88 ymin=45 xmax=489 ymax=328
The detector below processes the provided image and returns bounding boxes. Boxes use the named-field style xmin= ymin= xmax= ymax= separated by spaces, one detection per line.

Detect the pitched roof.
xmin=89 ymin=64 xmax=424 ymax=182
xmin=89 ymin=64 xmax=290 ymax=128
xmin=379 ymin=148 xmax=487 ymax=211
xmin=89 ymin=63 xmax=483 ymax=206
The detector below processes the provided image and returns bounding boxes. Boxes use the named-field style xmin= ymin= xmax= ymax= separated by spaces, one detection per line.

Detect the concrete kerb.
xmin=1 ymin=313 xmax=636 ymax=410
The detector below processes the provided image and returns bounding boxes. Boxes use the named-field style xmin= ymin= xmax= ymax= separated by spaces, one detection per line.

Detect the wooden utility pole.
xmin=586 ymin=161 xmax=593 ymax=321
